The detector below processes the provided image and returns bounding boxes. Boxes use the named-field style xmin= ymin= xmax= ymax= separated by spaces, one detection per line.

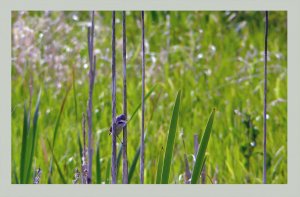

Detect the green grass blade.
xmin=47 ymin=157 xmax=53 ymax=184
xmin=184 ymin=153 xmax=191 ymax=184
xmin=182 ymin=134 xmax=191 ymax=184
xmin=191 ymin=108 xmax=216 ymax=184
xmin=77 ymin=131 xmax=83 ymax=164
xmin=72 ymin=66 xmax=78 ymax=122
xmin=13 ymin=160 xmax=19 ymax=184
xmin=48 ymin=87 xmax=70 ymax=184
xmin=46 ymin=138 xmax=54 ymax=184
xmin=105 ymin=159 xmax=111 ymax=184
xmin=20 ymin=104 xmax=28 ymax=183
xmin=25 ymin=90 xmax=41 ymax=183
xmin=200 ymin=156 xmax=207 ymax=178
xmin=116 ymin=144 xmax=122 ymax=180
xmin=128 ymin=85 xmax=156 ymax=123
xmin=47 ymin=86 xmax=70 ymax=183
xmin=52 ymin=86 xmax=70 ymax=150
xmin=53 ymin=155 xmax=67 ymax=184
xmin=155 ymin=147 xmax=164 ymax=184
xmin=128 ymin=146 xmax=140 ymax=183
xmin=161 ymin=90 xmax=181 ymax=184
xmin=96 ymin=135 xmax=102 ymax=184
xmin=27 ymin=91 xmax=41 ymax=182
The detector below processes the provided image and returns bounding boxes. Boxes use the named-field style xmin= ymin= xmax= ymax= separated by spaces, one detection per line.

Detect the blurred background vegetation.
xmin=11 ymin=11 xmax=287 ymax=184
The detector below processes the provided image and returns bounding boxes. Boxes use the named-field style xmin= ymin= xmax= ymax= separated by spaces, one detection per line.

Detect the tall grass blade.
xmin=105 ymin=159 xmax=111 ymax=184
xmin=52 ymin=87 xmax=70 ymax=150
xmin=155 ymin=147 xmax=164 ymax=184
xmin=191 ymin=108 xmax=215 ymax=184
xmin=122 ymin=10 xmax=128 ymax=184
xmin=25 ymin=90 xmax=41 ymax=183
xmin=128 ymin=146 xmax=140 ymax=183
xmin=53 ymin=155 xmax=67 ymax=184
xmin=96 ymin=135 xmax=102 ymax=184
xmin=20 ymin=104 xmax=28 ymax=183
xmin=47 ymin=156 xmax=53 ymax=184
xmin=48 ymin=88 xmax=70 ymax=183
xmin=117 ymin=144 xmax=123 ymax=180
xmin=161 ymin=90 xmax=181 ymax=184
xmin=20 ymin=90 xmax=41 ymax=183
xmin=182 ymin=135 xmax=191 ymax=184
xmin=140 ymin=10 xmax=145 ymax=184
xmin=77 ymin=132 xmax=83 ymax=165
xmin=72 ymin=66 xmax=78 ymax=122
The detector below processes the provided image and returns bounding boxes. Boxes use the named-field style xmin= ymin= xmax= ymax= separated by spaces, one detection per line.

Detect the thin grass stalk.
xmin=96 ymin=134 xmax=102 ymax=184
xmin=155 ymin=147 xmax=164 ymax=184
xmin=82 ymin=113 xmax=88 ymax=184
xmin=52 ymin=154 xmax=67 ymax=184
xmin=48 ymin=86 xmax=70 ymax=183
xmin=73 ymin=66 xmax=82 ymax=164
xmin=122 ymin=11 xmax=128 ymax=184
xmin=263 ymin=11 xmax=269 ymax=184
xmin=105 ymin=159 xmax=111 ymax=184
xmin=72 ymin=66 xmax=78 ymax=122
xmin=52 ymin=87 xmax=71 ymax=150
xmin=77 ymin=132 xmax=83 ymax=168
xmin=47 ymin=157 xmax=53 ymax=183
xmin=182 ymin=135 xmax=191 ymax=184
xmin=140 ymin=10 xmax=145 ymax=184
xmin=111 ymin=11 xmax=117 ymax=184
xmin=87 ymin=11 xmax=96 ymax=184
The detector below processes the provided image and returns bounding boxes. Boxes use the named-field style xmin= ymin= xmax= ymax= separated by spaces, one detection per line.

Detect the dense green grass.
xmin=11 ymin=11 xmax=287 ymax=184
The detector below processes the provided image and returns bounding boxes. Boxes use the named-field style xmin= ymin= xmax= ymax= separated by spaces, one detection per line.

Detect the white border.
xmin=1 ymin=1 xmax=299 ymax=197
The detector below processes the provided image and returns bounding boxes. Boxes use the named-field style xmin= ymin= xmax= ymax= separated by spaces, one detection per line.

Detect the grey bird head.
xmin=109 ymin=114 xmax=127 ymax=136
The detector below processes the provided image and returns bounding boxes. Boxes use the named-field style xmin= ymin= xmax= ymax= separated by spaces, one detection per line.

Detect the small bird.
xmin=109 ymin=114 xmax=127 ymax=136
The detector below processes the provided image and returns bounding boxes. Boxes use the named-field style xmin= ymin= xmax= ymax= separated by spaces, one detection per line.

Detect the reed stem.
xmin=122 ymin=11 xmax=128 ymax=184
xmin=263 ymin=11 xmax=269 ymax=184
xmin=111 ymin=11 xmax=117 ymax=184
xmin=86 ymin=11 xmax=96 ymax=184
xmin=140 ymin=11 xmax=145 ymax=184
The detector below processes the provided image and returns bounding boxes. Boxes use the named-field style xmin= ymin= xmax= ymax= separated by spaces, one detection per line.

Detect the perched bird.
xmin=109 ymin=114 xmax=127 ymax=136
